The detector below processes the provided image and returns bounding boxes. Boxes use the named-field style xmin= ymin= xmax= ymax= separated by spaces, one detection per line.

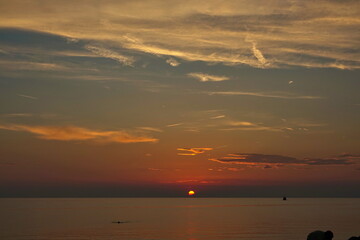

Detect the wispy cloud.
xmin=188 ymin=72 xmax=229 ymax=82
xmin=166 ymin=123 xmax=184 ymax=127
xmin=251 ymin=41 xmax=267 ymax=67
xmin=166 ymin=58 xmax=180 ymax=67
xmin=17 ymin=94 xmax=38 ymax=100
xmin=0 ymin=113 xmax=59 ymax=120
xmin=208 ymin=91 xmax=323 ymax=99
xmin=165 ymin=179 xmax=218 ymax=184
xmin=210 ymin=153 xmax=360 ymax=168
xmin=210 ymin=115 xmax=226 ymax=119
xmin=0 ymin=60 xmax=66 ymax=71
xmin=227 ymin=121 xmax=256 ymax=127
xmin=2 ymin=1 xmax=358 ymax=69
xmin=218 ymin=120 xmax=283 ymax=132
xmin=177 ymin=147 xmax=213 ymax=156
xmin=1 ymin=113 xmax=34 ymax=118
xmin=84 ymin=45 xmax=135 ymax=66
xmin=219 ymin=119 xmax=278 ymax=131
xmin=137 ymin=127 xmax=163 ymax=132
xmin=0 ymin=124 xmax=158 ymax=144
xmin=245 ymin=38 xmax=270 ymax=68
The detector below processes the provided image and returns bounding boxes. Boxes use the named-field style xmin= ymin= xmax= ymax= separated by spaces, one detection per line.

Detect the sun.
xmin=188 ymin=190 xmax=195 ymax=196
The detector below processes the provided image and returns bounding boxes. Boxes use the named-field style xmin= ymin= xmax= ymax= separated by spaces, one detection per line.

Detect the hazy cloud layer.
xmin=1 ymin=0 xmax=359 ymax=69
xmin=210 ymin=153 xmax=360 ymax=168
xmin=0 ymin=124 xmax=158 ymax=144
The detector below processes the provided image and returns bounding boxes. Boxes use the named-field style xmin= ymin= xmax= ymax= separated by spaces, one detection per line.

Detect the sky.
xmin=0 ymin=0 xmax=359 ymax=197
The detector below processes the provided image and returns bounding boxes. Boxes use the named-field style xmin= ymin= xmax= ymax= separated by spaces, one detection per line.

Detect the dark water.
xmin=0 ymin=198 xmax=359 ymax=240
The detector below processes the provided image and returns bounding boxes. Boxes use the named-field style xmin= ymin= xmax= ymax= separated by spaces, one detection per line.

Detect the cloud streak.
xmin=84 ymin=45 xmax=135 ymax=66
xmin=137 ymin=127 xmax=163 ymax=132
xmin=208 ymin=91 xmax=323 ymax=99
xmin=210 ymin=153 xmax=360 ymax=168
xmin=17 ymin=94 xmax=38 ymax=100
xmin=0 ymin=60 xmax=66 ymax=71
xmin=0 ymin=124 xmax=158 ymax=144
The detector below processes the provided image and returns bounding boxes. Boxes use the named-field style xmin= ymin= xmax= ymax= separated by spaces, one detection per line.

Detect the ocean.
xmin=0 ymin=198 xmax=359 ymax=240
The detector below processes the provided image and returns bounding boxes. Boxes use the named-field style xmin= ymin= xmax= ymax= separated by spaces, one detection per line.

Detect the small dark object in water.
xmin=283 ymin=197 xmax=287 ymax=200
xmin=307 ymin=230 xmax=333 ymax=240
xmin=112 ymin=221 xmax=129 ymax=224
xmin=348 ymin=237 xmax=360 ymax=240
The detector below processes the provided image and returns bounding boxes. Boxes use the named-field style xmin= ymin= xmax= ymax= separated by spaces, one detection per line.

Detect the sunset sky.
xmin=0 ymin=0 xmax=359 ymax=197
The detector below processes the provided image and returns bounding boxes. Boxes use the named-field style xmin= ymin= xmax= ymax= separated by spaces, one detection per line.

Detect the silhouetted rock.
xmin=307 ymin=230 xmax=333 ymax=240
xmin=348 ymin=237 xmax=360 ymax=240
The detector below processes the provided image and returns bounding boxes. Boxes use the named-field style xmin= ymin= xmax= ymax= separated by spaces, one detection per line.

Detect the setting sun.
xmin=188 ymin=190 xmax=195 ymax=196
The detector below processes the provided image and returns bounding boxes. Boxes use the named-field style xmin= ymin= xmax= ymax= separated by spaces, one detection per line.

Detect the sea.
xmin=0 ymin=198 xmax=359 ymax=240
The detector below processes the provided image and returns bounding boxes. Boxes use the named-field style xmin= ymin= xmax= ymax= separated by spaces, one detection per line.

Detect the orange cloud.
xmin=0 ymin=124 xmax=158 ymax=144
xmin=177 ymin=147 xmax=213 ymax=156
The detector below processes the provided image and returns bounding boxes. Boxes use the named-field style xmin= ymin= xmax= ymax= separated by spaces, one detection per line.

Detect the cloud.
xmin=166 ymin=58 xmax=180 ymax=66
xmin=177 ymin=147 xmax=213 ymax=156
xmin=166 ymin=123 xmax=184 ymax=127
xmin=210 ymin=115 xmax=226 ymax=119
xmin=2 ymin=0 xmax=359 ymax=69
xmin=0 ymin=60 xmax=66 ymax=71
xmin=188 ymin=72 xmax=229 ymax=82
xmin=0 ymin=124 xmax=158 ymax=144
xmin=17 ymin=94 xmax=38 ymax=100
xmin=219 ymin=120 xmax=282 ymax=132
xmin=0 ymin=113 xmax=58 ymax=120
xmin=210 ymin=153 xmax=360 ymax=167
xmin=84 ymin=45 xmax=135 ymax=66
xmin=137 ymin=127 xmax=163 ymax=132
xmin=1 ymin=113 xmax=34 ymax=118
xmin=168 ymin=179 xmax=217 ymax=184
xmin=251 ymin=41 xmax=267 ymax=67
xmin=227 ymin=121 xmax=257 ymax=127
xmin=0 ymin=49 xmax=8 ymax=54
xmin=217 ymin=118 xmax=327 ymax=132
xmin=208 ymin=91 xmax=323 ymax=99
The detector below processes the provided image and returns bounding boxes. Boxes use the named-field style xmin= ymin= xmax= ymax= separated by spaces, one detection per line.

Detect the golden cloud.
xmin=1 ymin=0 xmax=359 ymax=69
xmin=177 ymin=147 xmax=213 ymax=156
xmin=188 ymin=73 xmax=229 ymax=82
xmin=0 ymin=124 xmax=158 ymax=144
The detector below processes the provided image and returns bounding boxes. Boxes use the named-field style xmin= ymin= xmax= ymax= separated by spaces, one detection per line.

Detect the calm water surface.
xmin=0 ymin=198 xmax=359 ymax=240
